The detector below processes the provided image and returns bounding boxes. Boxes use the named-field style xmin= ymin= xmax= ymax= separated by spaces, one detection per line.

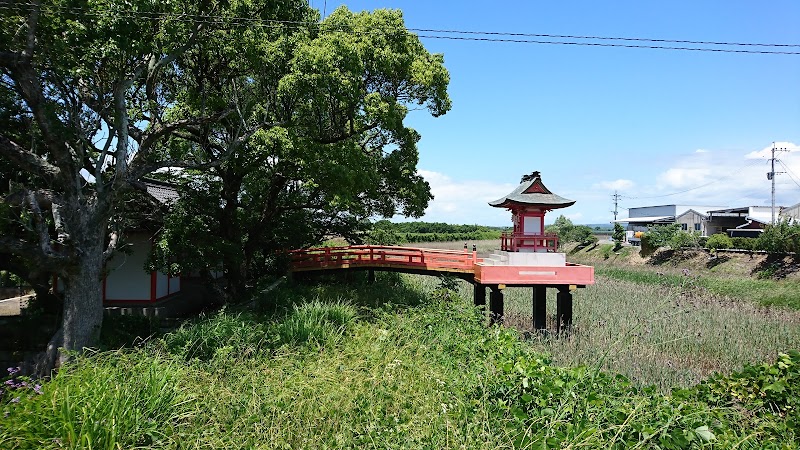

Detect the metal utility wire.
xmin=623 ymin=158 xmax=764 ymax=199
xmin=1 ymin=1 xmax=799 ymax=55
xmin=778 ymin=160 xmax=800 ymax=190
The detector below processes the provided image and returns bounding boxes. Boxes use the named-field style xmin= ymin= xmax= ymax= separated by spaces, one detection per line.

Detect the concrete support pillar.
xmin=556 ymin=285 xmax=573 ymax=334
xmin=473 ymin=283 xmax=486 ymax=311
xmin=489 ymin=285 xmax=504 ymax=326
xmin=532 ymin=286 xmax=547 ymax=331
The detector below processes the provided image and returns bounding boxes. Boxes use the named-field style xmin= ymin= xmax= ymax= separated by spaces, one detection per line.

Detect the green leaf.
xmin=694 ymin=425 xmax=715 ymax=442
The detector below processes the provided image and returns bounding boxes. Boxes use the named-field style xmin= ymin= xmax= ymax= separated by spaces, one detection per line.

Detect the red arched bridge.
xmin=289 ymin=245 xmax=594 ymax=334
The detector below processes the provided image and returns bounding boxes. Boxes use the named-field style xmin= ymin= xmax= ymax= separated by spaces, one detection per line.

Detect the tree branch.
xmin=2 ymin=52 xmax=76 ymax=186
xmin=314 ymin=122 xmax=380 ymax=145
xmin=0 ymin=134 xmax=61 ymax=182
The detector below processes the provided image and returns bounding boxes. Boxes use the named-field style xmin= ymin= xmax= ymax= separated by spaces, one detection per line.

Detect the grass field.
xmin=408 ymin=240 xmax=800 ymax=389
xmin=2 ymin=241 xmax=799 ymax=448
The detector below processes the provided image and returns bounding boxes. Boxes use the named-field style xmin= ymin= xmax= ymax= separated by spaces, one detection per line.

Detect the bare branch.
xmin=315 ymin=122 xmax=380 ymax=145
xmin=130 ymin=159 xmax=226 ymax=180
xmin=2 ymin=52 xmax=77 ymax=185
xmin=0 ymin=134 xmax=60 ymax=181
xmin=23 ymin=0 xmax=41 ymax=58
xmin=0 ymin=238 xmax=70 ymax=275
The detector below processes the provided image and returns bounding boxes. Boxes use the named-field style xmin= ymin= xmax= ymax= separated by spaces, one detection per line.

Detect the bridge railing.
xmin=289 ymin=245 xmax=480 ymax=271
xmin=500 ymin=232 xmax=559 ymax=252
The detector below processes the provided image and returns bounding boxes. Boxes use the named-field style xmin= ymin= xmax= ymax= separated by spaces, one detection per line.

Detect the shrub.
xmin=570 ymin=225 xmax=594 ymax=244
xmin=582 ymin=234 xmax=599 ymax=246
xmin=706 ymin=233 xmax=733 ymax=250
xmin=545 ymin=215 xmax=575 ymax=244
xmin=612 ymin=223 xmax=625 ymax=246
xmin=274 ymin=300 xmax=357 ymax=347
xmin=669 ymin=231 xmax=701 ymax=249
xmin=365 ymin=227 xmax=405 ymax=245
xmin=731 ymin=237 xmax=757 ymax=251
xmin=163 ymin=311 xmax=269 ymax=360
xmin=756 ymin=219 xmax=800 ymax=253
xmin=641 ymin=224 xmax=681 ymax=254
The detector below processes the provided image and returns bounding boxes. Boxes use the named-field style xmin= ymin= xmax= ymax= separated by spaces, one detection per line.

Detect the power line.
xmin=623 ymin=158 xmax=764 ymax=200
xmin=778 ymin=160 xmax=800 ymax=190
xmin=410 ymin=27 xmax=800 ymax=48
xmin=2 ymin=2 xmax=799 ymax=55
xmin=415 ymin=34 xmax=800 ymax=55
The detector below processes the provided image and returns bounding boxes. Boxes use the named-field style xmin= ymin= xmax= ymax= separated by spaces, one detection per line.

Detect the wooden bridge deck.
xmin=289 ymin=245 xmax=595 ymax=334
xmin=289 ymin=245 xmax=594 ymax=286
xmin=290 ymin=245 xmax=478 ymax=274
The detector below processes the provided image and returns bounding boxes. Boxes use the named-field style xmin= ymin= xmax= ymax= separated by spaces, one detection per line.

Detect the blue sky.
xmin=319 ymin=0 xmax=800 ymax=225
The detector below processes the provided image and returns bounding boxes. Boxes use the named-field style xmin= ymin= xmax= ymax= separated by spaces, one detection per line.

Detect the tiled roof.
xmin=489 ymin=173 xmax=575 ymax=209
xmin=143 ymin=180 xmax=179 ymax=205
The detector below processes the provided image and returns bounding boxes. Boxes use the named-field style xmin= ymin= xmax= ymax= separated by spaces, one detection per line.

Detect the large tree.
xmin=0 ymin=0 xmax=314 ymax=371
xmin=149 ymin=7 xmax=451 ymax=298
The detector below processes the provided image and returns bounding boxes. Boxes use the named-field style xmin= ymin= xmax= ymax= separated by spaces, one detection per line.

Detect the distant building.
xmin=782 ymin=202 xmax=800 ymax=221
xmin=705 ymin=206 xmax=777 ymax=237
xmin=612 ymin=204 xmax=726 ymax=241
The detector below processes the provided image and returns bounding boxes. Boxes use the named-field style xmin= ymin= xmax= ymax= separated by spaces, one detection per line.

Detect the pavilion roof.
xmin=489 ymin=171 xmax=575 ymax=209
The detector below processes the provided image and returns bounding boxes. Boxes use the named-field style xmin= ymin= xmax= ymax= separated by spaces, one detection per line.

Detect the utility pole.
xmin=611 ymin=191 xmax=621 ymax=221
xmin=768 ymin=143 xmax=788 ymax=224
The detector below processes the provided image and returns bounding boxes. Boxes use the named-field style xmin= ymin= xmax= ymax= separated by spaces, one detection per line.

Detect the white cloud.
xmin=641 ymin=141 xmax=800 ymax=208
xmin=695 ymin=149 xmax=709 ymax=153
xmin=410 ymin=170 xmax=517 ymax=226
xmin=745 ymin=141 xmax=799 ymax=159
xmin=594 ymin=179 xmax=635 ymax=191
xmin=657 ymin=167 xmax=712 ymax=189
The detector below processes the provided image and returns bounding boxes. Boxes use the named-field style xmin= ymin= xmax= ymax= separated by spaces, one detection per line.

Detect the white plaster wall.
xmin=169 ymin=276 xmax=181 ymax=294
xmin=523 ymin=216 xmax=542 ymax=234
xmin=156 ymin=272 xmax=169 ymax=299
xmin=105 ymin=234 xmax=151 ymax=301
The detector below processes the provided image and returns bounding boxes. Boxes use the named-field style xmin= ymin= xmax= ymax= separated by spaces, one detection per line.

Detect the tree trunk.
xmin=35 ymin=197 xmax=108 ymax=375
xmin=59 ymin=240 xmax=104 ymax=365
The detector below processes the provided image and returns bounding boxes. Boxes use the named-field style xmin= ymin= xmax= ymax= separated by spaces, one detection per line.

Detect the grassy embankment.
xmin=1 ymin=271 xmax=799 ymax=448
xmin=408 ymin=239 xmax=800 ymax=388
xmin=567 ymin=243 xmax=800 ymax=310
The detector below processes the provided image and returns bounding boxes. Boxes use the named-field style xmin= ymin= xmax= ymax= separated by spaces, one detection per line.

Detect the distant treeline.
xmin=369 ymin=220 xmax=504 ymax=244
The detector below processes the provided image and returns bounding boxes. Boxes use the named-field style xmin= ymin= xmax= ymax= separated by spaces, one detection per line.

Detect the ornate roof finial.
xmin=520 ymin=171 xmax=541 ymax=184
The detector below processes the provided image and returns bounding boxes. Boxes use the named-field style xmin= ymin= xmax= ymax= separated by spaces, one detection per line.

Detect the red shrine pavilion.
xmin=489 ymin=171 xmax=575 ymax=252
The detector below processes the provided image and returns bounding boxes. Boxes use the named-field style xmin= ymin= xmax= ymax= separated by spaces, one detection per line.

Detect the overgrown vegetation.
xmin=366 ymin=220 xmax=503 ymax=245
xmin=2 ymin=274 xmax=798 ymax=448
xmin=639 ymin=220 xmax=800 ymax=255
xmin=546 ymin=215 xmax=600 ymax=247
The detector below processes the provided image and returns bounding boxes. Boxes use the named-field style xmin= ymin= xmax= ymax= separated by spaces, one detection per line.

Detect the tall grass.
xmin=1 ymin=351 xmax=193 ymax=449
xmin=494 ymin=275 xmax=800 ymax=391
xmin=2 ymin=272 xmax=798 ymax=448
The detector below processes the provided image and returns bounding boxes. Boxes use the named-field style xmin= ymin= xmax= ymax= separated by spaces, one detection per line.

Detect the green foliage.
xmin=364 ymin=220 xmax=502 ymax=244
xmin=151 ymin=6 xmax=452 ymax=295
xmin=756 ymin=219 xmax=800 ymax=253
xmin=706 ymin=233 xmax=734 ymax=250
xmin=2 ymin=275 xmax=799 ymax=448
xmin=545 ymin=215 xmax=574 ymax=244
xmin=163 ymin=311 xmax=270 ymax=361
xmin=546 ymin=217 xmax=599 ymax=247
xmin=0 ymin=271 xmax=23 ymax=288
xmin=273 ymin=300 xmax=357 ymax=347
xmin=731 ymin=237 xmax=758 ymax=251
xmin=365 ymin=226 xmax=405 ymax=246
xmin=686 ymin=350 xmax=800 ymax=424
xmin=640 ymin=224 xmax=681 ymax=254
xmin=669 ymin=230 xmax=702 ymax=249
xmin=612 ymin=223 xmax=625 ymax=246
xmin=571 ymin=225 xmax=595 ymax=245
xmin=1 ymin=351 xmax=192 ymax=449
